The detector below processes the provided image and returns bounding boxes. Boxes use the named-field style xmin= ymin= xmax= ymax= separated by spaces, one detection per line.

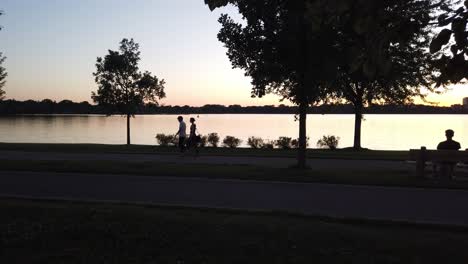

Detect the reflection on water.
xmin=0 ymin=114 xmax=466 ymax=150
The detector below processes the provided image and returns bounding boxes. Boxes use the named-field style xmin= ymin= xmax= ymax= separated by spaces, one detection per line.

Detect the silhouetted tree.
xmin=331 ymin=0 xmax=439 ymax=149
xmin=0 ymin=9 xmax=4 ymax=31
xmin=92 ymin=38 xmax=166 ymax=145
xmin=0 ymin=11 xmax=6 ymax=100
xmin=40 ymin=99 xmax=55 ymax=113
xmin=431 ymin=0 xmax=468 ymax=85
xmin=206 ymin=0 xmax=342 ymax=168
xmin=0 ymin=53 xmax=6 ymax=100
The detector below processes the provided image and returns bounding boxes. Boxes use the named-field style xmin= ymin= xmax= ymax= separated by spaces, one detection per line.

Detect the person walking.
xmin=175 ymin=116 xmax=187 ymax=153
xmin=187 ymin=117 xmax=200 ymax=155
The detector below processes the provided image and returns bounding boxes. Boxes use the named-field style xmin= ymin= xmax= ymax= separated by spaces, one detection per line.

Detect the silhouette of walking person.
xmin=435 ymin=129 xmax=461 ymax=179
xmin=175 ymin=116 xmax=187 ymax=153
xmin=187 ymin=117 xmax=200 ymax=156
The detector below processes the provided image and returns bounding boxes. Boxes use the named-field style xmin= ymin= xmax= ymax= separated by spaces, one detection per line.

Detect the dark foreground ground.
xmin=0 ymin=142 xmax=409 ymax=160
xmin=1 ymin=199 xmax=468 ymax=264
xmin=1 ymin=150 xmax=468 ymax=189
xmin=2 ymin=171 xmax=468 ymax=226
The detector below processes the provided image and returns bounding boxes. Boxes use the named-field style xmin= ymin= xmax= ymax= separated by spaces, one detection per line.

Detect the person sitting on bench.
xmin=435 ymin=129 xmax=461 ymax=179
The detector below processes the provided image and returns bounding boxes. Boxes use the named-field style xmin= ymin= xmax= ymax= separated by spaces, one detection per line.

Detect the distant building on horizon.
xmin=464 ymin=97 xmax=468 ymax=107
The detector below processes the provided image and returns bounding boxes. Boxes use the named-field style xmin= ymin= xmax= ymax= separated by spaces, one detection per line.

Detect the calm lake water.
xmin=0 ymin=114 xmax=466 ymax=150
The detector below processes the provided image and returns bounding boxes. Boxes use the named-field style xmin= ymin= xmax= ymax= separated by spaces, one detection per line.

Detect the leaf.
xmin=437 ymin=14 xmax=451 ymax=27
xmin=430 ymin=29 xmax=452 ymax=53
xmin=452 ymin=18 xmax=467 ymax=47
xmin=348 ymin=47 xmax=364 ymax=74
xmin=327 ymin=0 xmax=351 ymax=14
xmin=440 ymin=3 xmax=453 ymax=12
xmin=451 ymin=44 xmax=459 ymax=55
xmin=204 ymin=0 xmax=230 ymax=11
xmin=363 ymin=60 xmax=376 ymax=79
xmin=380 ymin=59 xmax=392 ymax=76
xmin=451 ymin=18 xmax=466 ymax=34
xmin=448 ymin=54 xmax=467 ymax=83
xmin=353 ymin=17 xmax=370 ymax=35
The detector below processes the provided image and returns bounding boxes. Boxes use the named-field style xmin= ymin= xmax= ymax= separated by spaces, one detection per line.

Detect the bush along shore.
xmin=156 ymin=133 xmax=339 ymax=150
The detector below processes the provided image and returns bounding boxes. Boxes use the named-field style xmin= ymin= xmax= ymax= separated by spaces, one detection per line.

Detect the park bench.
xmin=409 ymin=147 xmax=468 ymax=179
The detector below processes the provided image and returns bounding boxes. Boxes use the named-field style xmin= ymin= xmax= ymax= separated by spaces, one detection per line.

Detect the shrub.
xmin=223 ymin=136 xmax=242 ymax=149
xmin=317 ymin=135 xmax=340 ymax=150
xmin=261 ymin=140 xmax=275 ymax=150
xmin=275 ymin=137 xmax=293 ymax=149
xmin=291 ymin=137 xmax=310 ymax=149
xmin=291 ymin=139 xmax=299 ymax=148
xmin=247 ymin=136 xmax=264 ymax=149
xmin=199 ymin=135 xmax=208 ymax=147
xmin=207 ymin=133 xmax=220 ymax=147
xmin=155 ymin=134 xmax=176 ymax=147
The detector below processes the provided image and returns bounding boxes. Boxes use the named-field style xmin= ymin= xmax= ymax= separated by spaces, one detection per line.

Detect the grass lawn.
xmin=1 ymin=198 xmax=467 ymax=263
xmin=0 ymin=142 xmax=409 ymax=160
xmin=1 ymin=159 xmax=468 ymax=190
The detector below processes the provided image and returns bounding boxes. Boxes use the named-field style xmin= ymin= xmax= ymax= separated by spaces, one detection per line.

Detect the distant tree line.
xmin=0 ymin=99 xmax=466 ymax=115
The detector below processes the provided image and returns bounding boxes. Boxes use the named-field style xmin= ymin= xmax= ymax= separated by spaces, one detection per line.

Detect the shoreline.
xmin=1 ymin=112 xmax=468 ymax=116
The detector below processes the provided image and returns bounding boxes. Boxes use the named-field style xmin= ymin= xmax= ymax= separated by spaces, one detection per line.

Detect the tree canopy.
xmin=0 ymin=53 xmax=6 ymax=100
xmin=214 ymin=0 xmax=343 ymax=105
xmin=92 ymin=38 xmax=166 ymax=144
xmin=207 ymin=0 xmax=351 ymax=167
xmin=329 ymin=0 xmax=439 ymax=148
xmin=0 ymin=9 xmax=4 ymax=30
xmin=431 ymin=0 xmax=468 ymax=85
xmin=206 ymin=0 xmax=446 ymax=161
xmin=0 ymin=11 xmax=6 ymax=99
xmin=336 ymin=0 xmax=437 ymax=99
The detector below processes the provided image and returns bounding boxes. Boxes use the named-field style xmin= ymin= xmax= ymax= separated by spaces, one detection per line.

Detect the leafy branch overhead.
xmin=204 ymin=0 xmax=231 ymax=11
xmin=431 ymin=1 xmax=468 ymax=84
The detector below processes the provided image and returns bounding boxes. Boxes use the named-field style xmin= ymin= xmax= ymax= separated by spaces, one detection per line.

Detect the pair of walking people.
xmin=175 ymin=116 xmax=200 ymax=154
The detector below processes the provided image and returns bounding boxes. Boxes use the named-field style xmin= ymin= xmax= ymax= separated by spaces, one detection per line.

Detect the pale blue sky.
xmin=0 ymin=0 xmax=466 ymax=106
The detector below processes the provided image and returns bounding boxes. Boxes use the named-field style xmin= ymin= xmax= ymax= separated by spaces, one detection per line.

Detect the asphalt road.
xmin=1 ymin=171 xmax=468 ymax=226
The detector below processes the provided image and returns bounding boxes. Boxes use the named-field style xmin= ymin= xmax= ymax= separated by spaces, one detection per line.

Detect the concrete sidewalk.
xmin=0 ymin=150 xmax=408 ymax=170
xmin=1 ymin=171 xmax=468 ymax=226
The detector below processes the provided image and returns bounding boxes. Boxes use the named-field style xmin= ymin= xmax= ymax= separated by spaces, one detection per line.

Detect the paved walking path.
xmin=1 ymin=171 xmax=468 ymax=227
xmin=0 ymin=150 xmax=408 ymax=170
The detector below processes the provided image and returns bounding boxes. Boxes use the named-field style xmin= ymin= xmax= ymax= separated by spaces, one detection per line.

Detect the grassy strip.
xmin=1 ymin=159 xmax=468 ymax=189
xmin=1 ymin=198 xmax=467 ymax=263
xmin=0 ymin=142 xmax=409 ymax=160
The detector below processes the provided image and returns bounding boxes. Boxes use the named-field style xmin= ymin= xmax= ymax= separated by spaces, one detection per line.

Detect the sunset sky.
xmin=1 ymin=0 xmax=467 ymax=106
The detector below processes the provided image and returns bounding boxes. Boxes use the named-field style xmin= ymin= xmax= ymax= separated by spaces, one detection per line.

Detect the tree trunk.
xmin=297 ymin=100 xmax=308 ymax=169
xmin=126 ymin=114 xmax=131 ymax=145
xmin=297 ymin=12 xmax=309 ymax=169
xmin=353 ymin=105 xmax=362 ymax=150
